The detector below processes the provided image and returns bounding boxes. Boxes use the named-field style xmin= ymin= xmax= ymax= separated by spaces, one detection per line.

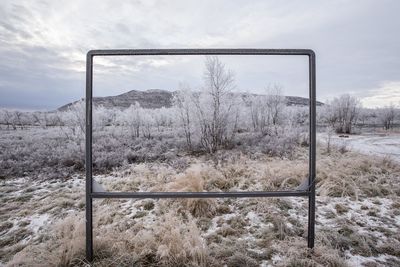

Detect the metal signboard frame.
xmin=85 ymin=49 xmax=316 ymax=262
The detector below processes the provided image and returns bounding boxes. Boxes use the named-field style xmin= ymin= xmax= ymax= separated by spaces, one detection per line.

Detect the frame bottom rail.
xmin=91 ymin=190 xmax=310 ymax=199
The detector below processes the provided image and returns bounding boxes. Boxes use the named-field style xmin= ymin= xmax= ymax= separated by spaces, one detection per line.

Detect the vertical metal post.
xmin=85 ymin=52 xmax=93 ymax=262
xmin=307 ymin=51 xmax=316 ymax=249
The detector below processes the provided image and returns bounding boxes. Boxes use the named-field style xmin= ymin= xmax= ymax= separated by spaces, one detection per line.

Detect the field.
xmin=1 ymin=124 xmax=400 ymax=266
xmin=1 ymin=58 xmax=400 ymax=266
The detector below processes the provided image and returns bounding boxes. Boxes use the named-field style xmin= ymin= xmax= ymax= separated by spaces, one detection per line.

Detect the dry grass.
xmin=317 ymin=148 xmax=400 ymax=199
xmin=125 ymin=211 xmax=208 ymax=267
xmin=7 ymin=211 xmax=208 ymax=267
xmin=2 ymin=146 xmax=400 ymax=266
xmin=164 ymin=166 xmax=216 ymax=218
xmin=7 ymin=215 xmax=87 ymax=267
xmin=276 ymin=238 xmax=350 ymax=267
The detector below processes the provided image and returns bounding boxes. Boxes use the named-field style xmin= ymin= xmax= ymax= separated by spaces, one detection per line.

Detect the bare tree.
xmin=325 ymin=126 xmax=335 ymax=154
xmin=173 ymin=85 xmax=193 ymax=149
xmin=31 ymin=113 xmax=42 ymax=127
xmin=379 ymin=104 xmax=397 ymax=130
xmin=192 ymin=56 xmax=237 ymax=153
xmin=124 ymin=102 xmax=142 ymax=138
xmin=266 ymin=85 xmax=286 ymax=134
xmin=55 ymin=100 xmax=85 ymax=142
xmin=68 ymin=100 xmax=86 ymax=136
xmin=325 ymin=94 xmax=360 ymax=134
xmin=248 ymin=84 xmax=286 ymax=135
xmin=14 ymin=111 xmax=24 ymax=130
xmin=248 ymin=94 xmax=268 ymax=134
xmin=0 ymin=109 xmax=14 ymax=130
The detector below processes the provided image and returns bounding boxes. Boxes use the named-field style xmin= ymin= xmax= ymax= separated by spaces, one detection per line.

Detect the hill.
xmin=57 ymin=89 xmax=323 ymax=111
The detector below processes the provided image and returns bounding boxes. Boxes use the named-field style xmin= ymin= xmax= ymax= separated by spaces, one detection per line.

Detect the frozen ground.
xmin=1 ymin=149 xmax=400 ymax=266
xmin=318 ymin=132 xmax=400 ymax=162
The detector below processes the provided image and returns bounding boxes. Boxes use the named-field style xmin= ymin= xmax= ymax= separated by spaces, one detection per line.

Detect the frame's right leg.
xmin=307 ymin=50 xmax=316 ymax=250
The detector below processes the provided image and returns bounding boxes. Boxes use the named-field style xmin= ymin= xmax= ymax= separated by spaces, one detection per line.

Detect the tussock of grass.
xmin=8 ymin=215 xmax=86 ymax=267
xmin=317 ymin=148 xmax=400 ymax=198
xmin=208 ymin=240 xmax=261 ymax=267
xmin=276 ymin=238 xmax=350 ymax=267
xmin=8 ymin=211 xmax=208 ymax=267
xmin=129 ymin=212 xmax=208 ymax=267
xmin=165 ymin=166 xmax=216 ymax=218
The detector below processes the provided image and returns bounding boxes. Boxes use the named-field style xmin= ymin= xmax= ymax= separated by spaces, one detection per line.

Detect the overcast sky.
xmin=0 ymin=0 xmax=399 ymax=110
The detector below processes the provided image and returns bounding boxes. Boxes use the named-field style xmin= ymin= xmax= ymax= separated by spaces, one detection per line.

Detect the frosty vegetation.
xmin=0 ymin=57 xmax=399 ymax=179
xmin=0 ymin=57 xmax=307 ymax=178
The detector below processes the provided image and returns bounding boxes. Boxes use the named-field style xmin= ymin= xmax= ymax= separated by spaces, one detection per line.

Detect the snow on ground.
xmin=28 ymin=213 xmax=50 ymax=234
xmin=2 ymin=150 xmax=400 ymax=266
xmin=318 ymin=132 xmax=400 ymax=162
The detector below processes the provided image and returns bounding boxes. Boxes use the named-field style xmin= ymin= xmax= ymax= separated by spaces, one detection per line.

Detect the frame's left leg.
xmin=307 ymin=187 xmax=315 ymax=248
xmin=86 ymin=194 xmax=93 ymax=261
xmin=85 ymin=51 xmax=94 ymax=262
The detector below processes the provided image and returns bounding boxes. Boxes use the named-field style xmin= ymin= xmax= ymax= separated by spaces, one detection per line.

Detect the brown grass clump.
xmin=122 ymin=211 xmax=209 ymax=267
xmin=259 ymin=213 xmax=296 ymax=241
xmin=165 ymin=166 xmax=216 ymax=217
xmin=334 ymin=203 xmax=349 ymax=215
xmin=261 ymin=159 xmax=308 ymax=191
xmin=208 ymin=240 xmax=261 ymax=267
xmin=316 ymin=148 xmax=400 ymax=199
xmin=276 ymin=238 xmax=350 ymax=267
xmin=8 ymin=214 xmax=86 ymax=267
xmin=8 ymin=211 xmax=209 ymax=267
xmin=318 ymin=225 xmax=379 ymax=257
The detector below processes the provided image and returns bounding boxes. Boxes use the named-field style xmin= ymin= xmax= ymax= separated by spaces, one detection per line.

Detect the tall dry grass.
xmin=8 ymin=211 xmax=208 ymax=267
xmin=164 ymin=166 xmax=216 ymax=218
xmin=4 ymin=146 xmax=400 ymax=266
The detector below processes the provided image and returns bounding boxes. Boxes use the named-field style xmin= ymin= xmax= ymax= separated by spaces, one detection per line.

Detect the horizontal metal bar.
xmin=87 ymin=48 xmax=315 ymax=57
xmin=91 ymin=190 xmax=310 ymax=199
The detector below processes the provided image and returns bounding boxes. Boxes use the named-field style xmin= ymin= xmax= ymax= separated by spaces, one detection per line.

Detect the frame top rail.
xmin=87 ymin=48 xmax=315 ymax=57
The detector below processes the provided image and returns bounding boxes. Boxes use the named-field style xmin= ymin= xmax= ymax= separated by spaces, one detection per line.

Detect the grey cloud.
xmin=0 ymin=0 xmax=399 ymax=109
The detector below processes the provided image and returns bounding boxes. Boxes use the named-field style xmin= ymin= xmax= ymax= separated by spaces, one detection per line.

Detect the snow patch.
xmin=29 ymin=213 xmax=50 ymax=233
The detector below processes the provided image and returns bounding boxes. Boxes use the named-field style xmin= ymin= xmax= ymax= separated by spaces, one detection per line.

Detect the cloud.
xmin=361 ymin=81 xmax=400 ymax=108
xmin=0 ymin=0 xmax=399 ymax=109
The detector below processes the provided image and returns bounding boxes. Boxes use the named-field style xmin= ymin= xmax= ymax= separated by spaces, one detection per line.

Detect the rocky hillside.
xmin=58 ymin=89 xmax=323 ymax=111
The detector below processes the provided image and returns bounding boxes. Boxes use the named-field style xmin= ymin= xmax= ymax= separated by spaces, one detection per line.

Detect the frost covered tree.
xmin=0 ymin=109 xmax=14 ymax=130
xmin=31 ymin=112 xmax=44 ymax=128
xmin=68 ymin=100 xmax=86 ymax=136
xmin=248 ymin=94 xmax=268 ymax=133
xmin=93 ymin=106 xmax=117 ymax=130
xmin=173 ymin=85 xmax=193 ymax=149
xmin=266 ymin=85 xmax=286 ymax=128
xmin=378 ymin=104 xmax=397 ymax=130
xmin=153 ymin=107 xmax=174 ymax=132
xmin=13 ymin=111 xmax=25 ymax=130
xmin=248 ymin=85 xmax=286 ymax=135
xmin=0 ymin=110 xmax=29 ymax=130
xmin=122 ymin=102 xmax=142 ymax=138
xmin=192 ymin=56 xmax=238 ymax=153
xmin=357 ymin=108 xmax=373 ymax=129
xmin=325 ymin=94 xmax=360 ymax=134
xmin=58 ymin=100 xmax=85 ymax=141
xmin=141 ymin=111 xmax=154 ymax=139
